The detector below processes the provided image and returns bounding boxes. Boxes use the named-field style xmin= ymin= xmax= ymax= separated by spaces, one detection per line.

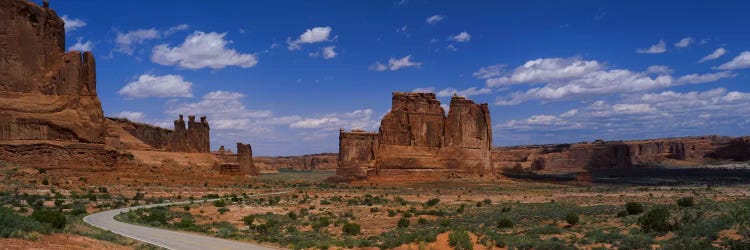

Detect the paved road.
xmin=84 ymin=191 xmax=290 ymax=250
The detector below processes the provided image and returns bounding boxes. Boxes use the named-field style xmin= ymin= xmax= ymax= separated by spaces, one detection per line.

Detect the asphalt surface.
xmin=84 ymin=191 xmax=290 ymax=250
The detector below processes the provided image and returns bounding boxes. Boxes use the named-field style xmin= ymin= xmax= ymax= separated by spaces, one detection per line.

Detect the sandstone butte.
xmin=0 ymin=0 xmax=263 ymax=176
xmin=331 ymin=92 xmax=750 ymax=182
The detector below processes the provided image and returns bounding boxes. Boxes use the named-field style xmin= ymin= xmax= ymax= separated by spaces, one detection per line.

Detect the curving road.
xmin=84 ymin=191 xmax=290 ymax=250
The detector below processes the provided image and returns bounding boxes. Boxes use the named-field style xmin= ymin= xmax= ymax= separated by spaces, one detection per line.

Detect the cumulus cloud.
xmin=481 ymin=57 xmax=736 ymax=105
xmin=310 ymin=46 xmax=337 ymax=59
xmin=716 ymin=51 xmax=750 ymax=70
xmin=118 ymin=74 xmax=193 ymax=99
xmin=115 ymin=28 xmax=160 ymax=55
xmin=114 ymin=25 xmax=190 ymax=55
xmin=436 ymin=87 xmax=492 ymax=97
xmin=646 ymin=65 xmax=672 ymax=74
xmin=411 ymin=87 xmax=436 ymax=93
xmin=674 ymin=37 xmax=693 ymax=48
xmin=115 ymin=111 xmax=147 ymax=122
xmin=152 ymin=31 xmax=258 ymax=69
xmin=168 ymin=91 xmax=271 ymax=123
xmin=287 ymin=26 xmax=332 ymax=50
xmin=426 ymin=15 xmax=445 ymax=24
xmin=473 ymin=64 xmax=505 ymax=79
xmin=68 ymin=38 xmax=93 ymax=51
xmin=636 ymin=40 xmax=666 ymax=54
xmin=495 ymin=88 xmax=750 ymax=145
xmin=699 ymin=48 xmax=727 ymax=63
xmin=449 ymin=32 xmax=471 ymax=42
xmin=289 ymin=109 xmax=378 ymax=131
xmin=61 ymin=15 xmax=86 ymax=32
xmin=370 ymin=55 xmax=422 ymax=71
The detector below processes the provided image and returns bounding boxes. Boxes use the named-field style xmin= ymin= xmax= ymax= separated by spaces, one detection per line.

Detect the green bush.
xmin=418 ymin=217 xmax=428 ymax=225
xmin=342 ymin=222 xmax=361 ymax=235
xmin=626 ymin=202 xmax=644 ymax=215
xmin=218 ymin=207 xmax=229 ymax=214
xmin=448 ymin=230 xmax=473 ymax=250
xmin=0 ymin=207 xmax=50 ymax=237
xmin=213 ymin=199 xmax=226 ymax=207
xmin=424 ymin=198 xmax=440 ymax=207
xmin=497 ymin=217 xmax=513 ymax=228
xmin=677 ymin=197 xmax=695 ymax=207
xmin=565 ymin=212 xmax=579 ymax=225
xmin=30 ymin=209 xmax=67 ymax=229
xmin=638 ymin=207 xmax=672 ymax=233
xmin=397 ymin=218 xmax=410 ymax=228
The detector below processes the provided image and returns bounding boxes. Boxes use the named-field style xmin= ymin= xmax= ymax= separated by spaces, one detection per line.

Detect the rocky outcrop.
xmin=254 ymin=153 xmax=338 ymax=171
xmin=237 ymin=143 xmax=259 ymax=175
xmin=0 ymin=0 xmax=122 ymax=169
xmin=334 ymin=92 xmax=493 ymax=180
xmin=212 ymin=143 xmax=259 ymax=176
xmin=493 ymin=135 xmax=750 ymax=175
xmin=166 ymin=115 xmax=210 ymax=153
xmin=106 ymin=117 xmax=172 ymax=149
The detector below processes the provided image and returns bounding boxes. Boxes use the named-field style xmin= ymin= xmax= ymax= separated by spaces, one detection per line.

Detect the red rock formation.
xmin=493 ymin=135 xmax=750 ymax=175
xmin=106 ymin=117 xmax=172 ymax=149
xmin=166 ymin=115 xmax=210 ymax=153
xmin=254 ymin=153 xmax=338 ymax=171
xmin=237 ymin=143 xmax=259 ymax=176
xmin=0 ymin=0 xmax=123 ymax=169
xmin=334 ymin=92 xmax=493 ymax=180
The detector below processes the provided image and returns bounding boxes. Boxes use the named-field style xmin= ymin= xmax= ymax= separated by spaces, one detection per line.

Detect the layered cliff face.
xmin=106 ymin=117 xmax=172 ymax=150
xmin=0 ymin=0 xmax=105 ymax=144
xmin=335 ymin=92 xmax=493 ymax=180
xmin=0 ymin=0 xmax=122 ymax=169
xmin=166 ymin=115 xmax=210 ymax=153
xmin=254 ymin=153 xmax=338 ymax=171
xmin=493 ymin=136 xmax=750 ymax=175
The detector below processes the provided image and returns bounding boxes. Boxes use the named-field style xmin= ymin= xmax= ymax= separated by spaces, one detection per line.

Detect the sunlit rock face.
xmin=335 ymin=92 xmax=493 ymax=181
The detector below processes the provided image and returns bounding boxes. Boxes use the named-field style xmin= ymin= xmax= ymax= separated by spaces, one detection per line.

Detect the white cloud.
xmin=699 ymin=48 xmax=727 ymax=63
xmin=483 ymin=57 xmax=736 ymax=105
xmin=115 ymin=28 xmax=160 ymax=55
xmin=426 ymin=15 xmax=445 ymax=24
xmin=311 ymin=46 xmax=337 ymax=59
xmin=716 ymin=51 xmax=750 ymax=70
xmin=61 ymin=15 xmax=86 ymax=32
xmin=449 ymin=32 xmax=471 ymax=42
xmin=287 ymin=27 xmax=332 ymax=50
xmin=674 ymin=37 xmax=693 ymax=48
xmin=612 ymin=104 xmax=656 ymax=114
xmin=118 ymin=74 xmax=193 ymax=99
xmin=289 ymin=109 xmax=377 ymax=131
xmin=115 ymin=111 xmax=146 ymax=122
xmin=676 ymin=71 xmax=736 ymax=84
xmin=636 ymin=40 xmax=666 ymax=54
xmin=473 ymin=64 xmax=505 ymax=79
xmin=164 ymin=24 xmax=190 ymax=36
xmin=168 ymin=91 xmax=271 ymax=126
xmin=370 ymin=55 xmax=422 ymax=71
xmin=152 ymin=31 xmax=258 ymax=69
xmin=68 ymin=38 xmax=93 ymax=51
xmin=485 ymin=57 xmax=602 ymax=87
xmin=436 ymin=87 xmax=491 ymax=97
xmin=646 ymin=65 xmax=672 ymax=75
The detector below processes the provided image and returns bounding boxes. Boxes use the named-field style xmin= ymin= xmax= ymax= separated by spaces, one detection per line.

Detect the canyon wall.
xmin=106 ymin=117 xmax=172 ymax=149
xmin=493 ymin=136 xmax=750 ymax=175
xmin=334 ymin=92 xmax=493 ymax=180
xmin=255 ymin=153 xmax=338 ymax=171
xmin=0 ymin=0 xmax=124 ymax=169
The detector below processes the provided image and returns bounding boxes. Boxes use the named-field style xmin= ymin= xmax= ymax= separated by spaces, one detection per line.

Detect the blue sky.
xmin=49 ymin=0 xmax=750 ymax=155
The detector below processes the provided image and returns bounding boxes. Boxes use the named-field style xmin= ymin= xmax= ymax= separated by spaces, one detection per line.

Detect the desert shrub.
xmin=528 ymin=225 xmax=562 ymax=235
xmin=497 ymin=217 xmax=513 ymax=228
xmin=397 ymin=218 xmax=410 ymax=228
xmin=449 ymin=230 xmax=473 ymax=250
xmin=183 ymin=206 xmax=190 ymax=211
xmin=242 ymin=214 xmax=255 ymax=226
xmin=418 ymin=217 xmax=428 ymax=225
xmin=213 ymin=199 xmax=226 ymax=207
xmin=30 ymin=209 xmax=66 ymax=229
xmin=424 ymin=198 xmax=440 ymax=207
xmin=370 ymin=207 xmax=379 ymax=213
xmin=0 ymin=207 xmax=50 ymax=237
xmin=214 ymin=221 xmax=238 ymax=238
xmin=677 ymin=197 xmax=695 ymax=207
xmin=342 ymin=222 xmax=361 ymax=235
xmin=218 ymin=207 xmax=229 ymax=214
xmin=625 ymin=202 xmax=644 ymax=215
xmin=565 ymin=212 xmax=579 ymax=225
xmin=287 ymin=211 xmax=298 ymax=220
xmin=618 ymin=233 xmax=655 ymax=250
xmin=638 ymin=206 xmax=673 ymax=233
xmin=662 ymin=236 xmax=718 ymax=250
xmin=387 ymin=209 xmax=397 ymax=217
